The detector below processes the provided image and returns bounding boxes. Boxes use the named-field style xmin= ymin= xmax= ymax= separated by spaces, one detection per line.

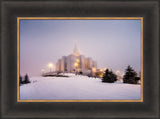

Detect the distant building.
xmin=56 ymin=44 xmax=97 ymax=75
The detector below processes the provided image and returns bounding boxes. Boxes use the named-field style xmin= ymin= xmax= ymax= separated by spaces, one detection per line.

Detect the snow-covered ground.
xmin=20 ymin=73 xmax=141 ymax=100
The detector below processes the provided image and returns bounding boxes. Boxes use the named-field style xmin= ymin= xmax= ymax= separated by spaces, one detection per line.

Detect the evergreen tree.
xmin=102 ymin=69 xmax=117 ymax=83
xmin=123 ymin=65 xmax=138 ymax=84
xmin=19 ymin=75 xmax=23 ymax=84
xmin=24 ymin=74 xmax=30 ymax=84
xmin=110 ymin=71 xmax=118 ymax=82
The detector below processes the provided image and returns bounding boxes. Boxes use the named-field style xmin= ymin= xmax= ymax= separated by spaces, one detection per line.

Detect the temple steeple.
xmin=73 ymin=42 xmax=79 ymax=56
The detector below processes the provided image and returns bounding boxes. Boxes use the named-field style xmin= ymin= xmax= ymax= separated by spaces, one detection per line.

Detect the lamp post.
xmin=48 ymin=63 xmax=53 ymax=72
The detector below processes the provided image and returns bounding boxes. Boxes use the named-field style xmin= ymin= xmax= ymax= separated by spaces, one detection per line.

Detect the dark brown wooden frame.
xmin=0 ymin=0 xmax=159 ymax=118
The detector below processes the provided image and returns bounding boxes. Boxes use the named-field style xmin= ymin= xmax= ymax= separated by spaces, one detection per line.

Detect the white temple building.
xmin=56 ymin=44 xmax=97 ymax=75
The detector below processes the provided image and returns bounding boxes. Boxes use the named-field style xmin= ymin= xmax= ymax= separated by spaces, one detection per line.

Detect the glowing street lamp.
xmin=48 ymin=63 xmax=53 ymax=72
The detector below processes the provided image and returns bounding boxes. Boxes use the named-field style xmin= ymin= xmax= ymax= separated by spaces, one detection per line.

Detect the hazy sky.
xmin=20 ymin=19 xmax=141 ymax=76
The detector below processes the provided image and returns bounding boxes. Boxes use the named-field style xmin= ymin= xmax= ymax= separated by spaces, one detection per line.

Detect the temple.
xmin=56 ymin=44 xmax=97 ymax=75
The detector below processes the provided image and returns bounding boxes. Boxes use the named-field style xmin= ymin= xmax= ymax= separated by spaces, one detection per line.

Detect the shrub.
xmin=79 ymin=71 xmax=83 ymax=75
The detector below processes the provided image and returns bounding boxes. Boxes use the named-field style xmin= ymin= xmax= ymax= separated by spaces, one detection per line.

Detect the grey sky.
xmin=20 ymin=19 xmax=141 ymax=76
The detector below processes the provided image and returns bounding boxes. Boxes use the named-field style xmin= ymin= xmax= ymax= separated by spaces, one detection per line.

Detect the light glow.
xmin=48 ymin=63 xmax=53 ymax=68
xmin=92 ymin=67 xmax=96 ymax=72
xmin=76 ymin=59 xmax=80 ymax=62
xmin=74 ymin=63 xmax=78 ymax=67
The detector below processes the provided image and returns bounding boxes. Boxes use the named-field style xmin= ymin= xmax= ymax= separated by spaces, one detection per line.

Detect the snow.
xmin=20 ymin=73 xmax=141 ymax=100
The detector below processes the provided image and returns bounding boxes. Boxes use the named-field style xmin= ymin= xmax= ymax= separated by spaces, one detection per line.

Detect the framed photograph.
xmin=1 ymin=0 xmax=159 ymax=119
xmin=17 ymin=17 xmax=143 ymax=102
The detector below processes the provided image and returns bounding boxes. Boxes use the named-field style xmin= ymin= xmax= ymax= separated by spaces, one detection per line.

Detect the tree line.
xmin=102 ymin=65 xmax=140 ymax=84
xmin=19 ymin=74 xmax=30 ymax=85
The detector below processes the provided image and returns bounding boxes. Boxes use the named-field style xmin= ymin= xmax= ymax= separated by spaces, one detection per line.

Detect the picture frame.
xmin=1 ymin=0 xmax=159 ymax=119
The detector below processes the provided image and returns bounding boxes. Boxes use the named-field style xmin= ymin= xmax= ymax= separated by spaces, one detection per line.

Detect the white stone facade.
xmin=56 ymin=45 xmax=97 ymax=75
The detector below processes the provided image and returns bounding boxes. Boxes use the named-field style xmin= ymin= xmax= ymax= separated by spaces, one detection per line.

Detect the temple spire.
xmin=73 ymin=41 xmax=79 ymax=56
